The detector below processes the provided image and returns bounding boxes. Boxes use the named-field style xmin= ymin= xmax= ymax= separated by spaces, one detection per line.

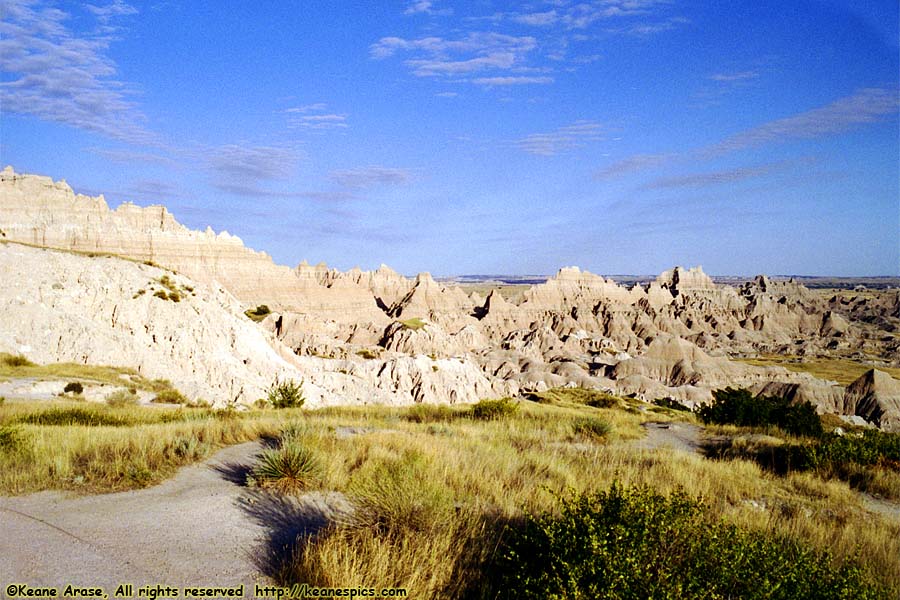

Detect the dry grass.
xmin=0 ymin=400 xmax=285 ymax=494
xmin=256 ymin=393 xmax=900 ymax=597
xmin=0 ymin=353 xmax=180 ymax=394
xmin=736 ymin=355 xmax=900 ymax=385
xmin=2 ymin=388 xmax=898 ymax=596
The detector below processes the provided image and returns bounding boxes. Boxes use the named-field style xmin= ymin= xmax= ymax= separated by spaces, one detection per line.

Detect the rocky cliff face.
xmin=0 ymin=167 xmax=379 ymax=316
xmin=3 ymin=166 xmax=899 ymax=428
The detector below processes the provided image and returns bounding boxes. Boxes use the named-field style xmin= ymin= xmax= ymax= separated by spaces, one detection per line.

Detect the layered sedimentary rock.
xmin=843 ymin=370 xmax=900 ymax=432
xmin=4 ymin=166 xmax=899 ymax=427
xmin=0 ymin=167 xmax=378 ymax=315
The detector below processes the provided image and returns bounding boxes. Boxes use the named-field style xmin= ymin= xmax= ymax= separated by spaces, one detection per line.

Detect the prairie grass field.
xmin=1 ymin=388 xmax=898 ymax=597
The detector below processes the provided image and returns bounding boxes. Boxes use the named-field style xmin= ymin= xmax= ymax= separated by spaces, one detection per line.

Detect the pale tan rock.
xmin=843 ymin=369 xmax=900 ymax=432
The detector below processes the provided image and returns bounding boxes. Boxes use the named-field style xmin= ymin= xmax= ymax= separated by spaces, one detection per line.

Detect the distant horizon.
xmin=2 ymin=1 xmax=897 ymax=277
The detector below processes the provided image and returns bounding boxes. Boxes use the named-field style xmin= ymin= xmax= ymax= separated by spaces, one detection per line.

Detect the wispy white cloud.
xmin=513 ymin=11 xmax=558 ymax=26
xmin=85 ymin=0 xmax=138 ymax=23
xmin=284 ymin=103 xmax=348 ymax=130
xmin=708 ymin=70 xmax=759 ymax=82
xmin=285 ymin=103 xmax=328 ymax=114
xmin=329 ymin=166 xmax=412 ymax=188
xmin=641 ymin=158 xmax=806 ymax=189
xmin=88 ymin=146 xmax=178 ymax=167
xmin=598 ymin=87 xmax=899 ymax=179
xmin=515 ymin=120 xmax=603 ymax=156
xmin=404 ymin=0 xmax=451 ymax=16
xmin=594 ymin=153 xmax=674 ymax=179
xmin=705 ymin=87 xmax=899 ymax=155
xmin=370 ymin=32 xmax=537 ymax=78
xmin=0 ymin=0 xmax=154 ymax=145
xmin=208 ymin=144 xmax=301 ymax=195
xmin=605 ymin=16 xmax=690 ymax=36
xmin=472 ymin=76 xmax=554 ymax=86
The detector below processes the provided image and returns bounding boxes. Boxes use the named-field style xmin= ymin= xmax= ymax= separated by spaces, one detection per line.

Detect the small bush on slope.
xmin=469 ymin=397 xmax=518 ymax=421
xmin=266 ymin=379 xmax=305 ymax=409
xmin=696 ymin=387 xmax=823 ymax=438
xmin=497 ymin=482 xmax=881 ymax=600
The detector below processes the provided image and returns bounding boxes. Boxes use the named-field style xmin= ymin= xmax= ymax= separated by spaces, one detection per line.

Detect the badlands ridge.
xmin=1 ymin=166 xmax=898 ymax=430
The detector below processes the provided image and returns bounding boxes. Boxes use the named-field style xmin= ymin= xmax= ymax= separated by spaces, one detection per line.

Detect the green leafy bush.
xmin=63 ymin=382 xmax=84 ymax=395
xmin=152 ymin=389 xmax=187 ymax=404
xmin=249 ymin=443 xmax=322 ymax=493
xmin=245 ymin=304 xmax=272 ymax=322
xmin=761 ymin=429 xmax=900 ymax=475
xmin=498 ymin=483 xmax=880 ymax=599
xmin=653 ymin=397 xmax=691 ymax=411
xmin=1 ymin=353 xmax=34 ymax=367
xmin=696 ymin=387 xmax=823 ymax=437
xmin=266 ymin=378 xmax=305 ymax=409
xmin=469 ymin=397 xmax=519 ymax=421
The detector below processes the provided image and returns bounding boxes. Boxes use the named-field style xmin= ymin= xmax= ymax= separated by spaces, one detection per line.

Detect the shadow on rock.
xmin=237 ymin=490 xmax=353 ymax=580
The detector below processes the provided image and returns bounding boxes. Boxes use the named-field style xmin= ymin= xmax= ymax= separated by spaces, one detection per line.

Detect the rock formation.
xmin=2 ymin=166 xmax=899 ymax=428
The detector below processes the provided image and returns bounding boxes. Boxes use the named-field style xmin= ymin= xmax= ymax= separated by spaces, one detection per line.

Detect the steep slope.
xmin=0 ymin=243 xmax=307 ymax=405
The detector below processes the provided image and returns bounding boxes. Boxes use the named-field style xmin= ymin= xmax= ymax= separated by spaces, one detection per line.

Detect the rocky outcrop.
xmin=0 ymin=167 xmax=381 ymax=316
xmin=0 ymin=243 xmax=307 ymax=405
xmin=5 ymin=166 xmax=899 ymax=424
xmin=843 ymin=370 xmax=900 ymax=432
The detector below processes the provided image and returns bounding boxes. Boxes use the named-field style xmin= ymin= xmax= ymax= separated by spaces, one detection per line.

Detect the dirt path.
xmin=632 ymin=421 xmax=706 ymax=454
xmin=0 ymin=442 xmax=347 ymax=597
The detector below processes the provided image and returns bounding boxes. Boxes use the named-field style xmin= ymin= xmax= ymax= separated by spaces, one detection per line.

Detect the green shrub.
xmin=355 ymin=348 xmax=379 ymax=360
xmin=399 ymin=317 xmax=426 ymax=331
xmin=249 ymin=443 xmax=322 ymax=493
xmin=168 ymin=291 xmax=181 ymax=302
xmin=0 ymin=425 xmax=24 ymax=453
xmin=245 ymin=304 xmax=272 ymax=322
xmin=405 ymin=403 xmax=455 ymax=423
xmin=152 ymin=290 xmax=168 ymax=300
xmin=653 ymin=397 xmax=691 ymax=411
xmin=63 ymin=382 xmax=84 ymax=395
xmin=266 ymin=378 xmax=306 ymax=409
xmin=1 ymin=353 xmax=34 ymax=367
xmin=759 ymin=430 xmax=900 ymax=476
xmin=106 ymin=389 xmax=139 ymax=407
xmin=497 ymin=483 xmax=880 ymax=599
xmin=572 ymin=417 xmax=612 ymax=439
xmin=152 ymin=389 xmax=187 ymax=404
xmin=696 ymin=387 xmax=823 ymax=438
xmin=469 ymin=397 xmax=519 ymax=420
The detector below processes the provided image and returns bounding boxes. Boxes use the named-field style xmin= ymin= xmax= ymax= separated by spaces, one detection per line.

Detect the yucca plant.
xmin=249 ymin=443 xmax=322 ymax=493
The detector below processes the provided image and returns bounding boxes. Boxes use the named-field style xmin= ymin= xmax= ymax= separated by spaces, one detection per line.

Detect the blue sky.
xmin=1 ymin=0 xmax=897 ymax=276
